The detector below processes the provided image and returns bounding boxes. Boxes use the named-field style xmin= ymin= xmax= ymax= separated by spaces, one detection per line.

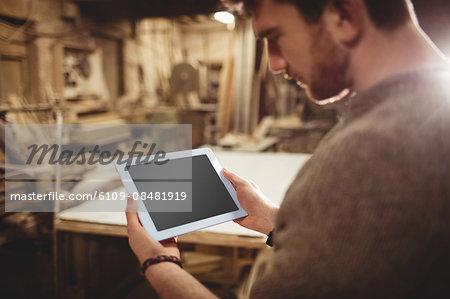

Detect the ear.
xmin=322 ymin=0 xmax=365 ymax=47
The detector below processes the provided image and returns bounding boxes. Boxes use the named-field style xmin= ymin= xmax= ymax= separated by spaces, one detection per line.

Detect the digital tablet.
xmin=115 ymin=148 xmax=247 ymax=241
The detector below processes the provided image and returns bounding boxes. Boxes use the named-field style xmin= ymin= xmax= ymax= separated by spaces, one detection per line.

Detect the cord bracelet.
xmin=140 ymin=255 xmax=184 ymax=276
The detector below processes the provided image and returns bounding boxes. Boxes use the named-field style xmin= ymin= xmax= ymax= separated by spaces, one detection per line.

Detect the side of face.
xmin=253 ymin=0 xmax=315 ymax=83
xmin=253 ymin=0 xmax=357 ymax=101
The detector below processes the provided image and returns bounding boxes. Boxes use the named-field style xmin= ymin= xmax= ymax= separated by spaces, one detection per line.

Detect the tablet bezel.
xmin=115 ymin=148 xmax=247 ymax=241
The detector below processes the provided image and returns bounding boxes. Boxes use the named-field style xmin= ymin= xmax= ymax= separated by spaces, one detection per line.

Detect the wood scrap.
xmin=217 ymin=31 xmax=236 ymax=137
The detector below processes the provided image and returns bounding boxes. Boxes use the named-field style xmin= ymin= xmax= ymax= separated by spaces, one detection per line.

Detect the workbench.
xmin=54 ymin=151 xmax=310 ymax=297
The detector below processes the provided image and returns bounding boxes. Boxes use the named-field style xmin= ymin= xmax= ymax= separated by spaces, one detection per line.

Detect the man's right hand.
xmin=222 ymin=168 xmax=279 ymax=235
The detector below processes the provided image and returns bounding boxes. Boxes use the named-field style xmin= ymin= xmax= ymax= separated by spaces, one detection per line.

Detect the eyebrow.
xmin=255 ymin=27 xmax=279 ymax=40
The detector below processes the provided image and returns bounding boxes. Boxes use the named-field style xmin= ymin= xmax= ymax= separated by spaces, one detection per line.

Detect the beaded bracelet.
xmin=140 ymin=255 xmax=184 ymax=276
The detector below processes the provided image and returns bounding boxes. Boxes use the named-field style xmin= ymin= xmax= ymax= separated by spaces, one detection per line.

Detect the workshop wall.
xmin=1 ymin=0 xmax=235 ymax=124
xmin=1 ymin=0 xmax=127 ymax=110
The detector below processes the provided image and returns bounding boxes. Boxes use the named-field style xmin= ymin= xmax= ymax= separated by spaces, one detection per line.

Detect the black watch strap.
xmin=266 ymin=231 xmax=274 ymax=247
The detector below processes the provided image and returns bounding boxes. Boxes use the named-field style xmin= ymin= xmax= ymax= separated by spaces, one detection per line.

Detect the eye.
xmin=267 ymin=38 xmax=282 ymax=56
xmin=267 ymin=35 xmax=280 ymax=45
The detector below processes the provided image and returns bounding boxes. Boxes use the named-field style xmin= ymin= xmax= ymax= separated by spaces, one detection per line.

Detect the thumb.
xmin=222 ymin=168 xmax=246 ymax=187
xmin=125 ymin=196 xmax=142 ymax=229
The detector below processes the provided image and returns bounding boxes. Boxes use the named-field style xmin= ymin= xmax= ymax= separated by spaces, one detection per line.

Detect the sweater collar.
xmin=342 ymin=64 xmax=450 ymax=120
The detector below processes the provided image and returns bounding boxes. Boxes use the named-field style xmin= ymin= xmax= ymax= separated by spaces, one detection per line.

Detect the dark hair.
xmin=222 ymin=0 xmax=411 ymax=29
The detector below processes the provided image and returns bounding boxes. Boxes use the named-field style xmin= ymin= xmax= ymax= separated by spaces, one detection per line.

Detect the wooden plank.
xmin=234 ymin=19 xmax=256 ymax=134
xmin=0 ymin=43 xmax=27 ymax=57
xmin=250 ymin=43 xmax=268 ymax=133
xmin=0 ymin=0 xmax=31 ymax=20
xmin=217 ymin=34 xmax=236 ymax=137
xmin=52 ymin=43 xmax=64 ymax=101
xmin=181 ymin=251 xmax=224 ymax=274
xmin=54 ymin=219 xmax=266 ymax=249
xmin=54 ymin=219 xmax=128 ymax=237
xmin=178 ymin=231 xmax=266 ymax=249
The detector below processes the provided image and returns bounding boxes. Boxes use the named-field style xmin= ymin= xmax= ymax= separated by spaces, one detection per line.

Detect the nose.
xmin=267 ymin=45 xmax=287 ymax=74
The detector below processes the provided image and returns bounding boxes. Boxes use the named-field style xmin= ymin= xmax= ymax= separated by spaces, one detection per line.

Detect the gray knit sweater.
xmin=251 ymin=66 xmax=450 ymax=298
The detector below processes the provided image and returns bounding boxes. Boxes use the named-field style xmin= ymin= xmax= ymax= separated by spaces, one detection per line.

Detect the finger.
xmin=233 ymin=217 xmax=245 ymax=225
xmin=223 ymin=168 xmax=247 ymax=186
xmin=126 ymin=195 xmax=138 ymax=212
xmin=249 ymin=181 xmax=263 ymax=193
xmin=162 ymin=237 xmax=178 ymax=243
xmin=125 ymin=197 xmax=141 ymax=228
xmin=160 ymin=238 xmax=178 ymax=247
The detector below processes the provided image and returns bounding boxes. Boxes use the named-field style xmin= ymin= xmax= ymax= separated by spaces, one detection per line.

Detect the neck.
xmin=348 ymin=21 xmax=448 ymax=93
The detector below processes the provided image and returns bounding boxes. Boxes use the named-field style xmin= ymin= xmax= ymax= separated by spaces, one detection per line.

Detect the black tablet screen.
xmin=127 ymin=154 xmax=238 ymax=231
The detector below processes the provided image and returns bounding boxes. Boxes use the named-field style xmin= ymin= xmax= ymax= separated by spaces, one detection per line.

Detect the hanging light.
xmin=214 ymin=11 xmax=235 ymax=24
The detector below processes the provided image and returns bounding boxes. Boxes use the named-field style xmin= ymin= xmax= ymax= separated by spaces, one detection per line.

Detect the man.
xmin=126 ymin=0 xmax=450 ymax=297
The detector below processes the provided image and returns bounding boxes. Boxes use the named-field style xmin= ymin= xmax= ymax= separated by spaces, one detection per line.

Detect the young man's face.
xmin=253 ymin=0 xmax=350 ymax=101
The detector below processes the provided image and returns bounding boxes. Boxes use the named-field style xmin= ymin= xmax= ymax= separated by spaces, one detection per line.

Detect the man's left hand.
xmin=125 ymin=196 xmax=180 ymax=264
